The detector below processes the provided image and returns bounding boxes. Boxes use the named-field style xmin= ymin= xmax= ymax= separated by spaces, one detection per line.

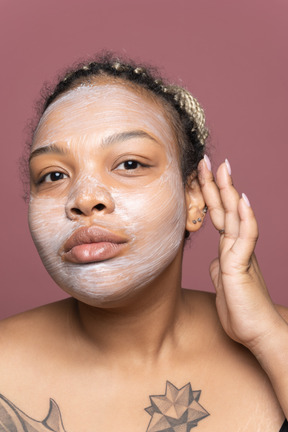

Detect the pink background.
xmin=0 ymin=0 xmax=287 ymax=319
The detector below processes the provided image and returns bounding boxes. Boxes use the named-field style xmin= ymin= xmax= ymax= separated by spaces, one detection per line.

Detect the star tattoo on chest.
xmin=145 ymin=381 xmax=209 ymax=432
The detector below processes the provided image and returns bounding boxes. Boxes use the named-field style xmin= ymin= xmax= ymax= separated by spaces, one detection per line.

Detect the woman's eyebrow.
xmin=29 ymin=144 xmax=68 ymax=163
xmin=29 ymin=130 xmax=159 ymax=163
xmin=101 ymin=130 xmax=160 ymax=148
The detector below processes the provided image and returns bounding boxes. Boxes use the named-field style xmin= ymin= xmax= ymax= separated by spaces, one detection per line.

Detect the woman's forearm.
xmin=251 ymin=317 xmax=288 ymax=418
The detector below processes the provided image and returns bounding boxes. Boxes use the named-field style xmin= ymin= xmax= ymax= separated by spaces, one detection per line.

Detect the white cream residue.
xmin=29 ymin=84 xmax=187 ymax=305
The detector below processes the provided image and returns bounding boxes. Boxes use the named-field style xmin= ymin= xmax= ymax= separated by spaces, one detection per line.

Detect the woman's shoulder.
xmin=0 ymin=297 xmax=73 ymax=322
xmin=181 ymin=288 xmax=288 ymax=356
xmin=181 ymin=288 xmax=219 ymax=323
xmin=0 ymin=298 xmax=74 ymax=351
xmin=181 ymin=287 xmax=217 ymax=307
xmin=182 ymin=288 xmax=288 ymax=321
xmin=275 ymin=303 xmax=288 ymax=322
xmin=180 ymin=289 xmax=286 ymax=427
xmin=0 ymin=298 xmax=76 ymax=393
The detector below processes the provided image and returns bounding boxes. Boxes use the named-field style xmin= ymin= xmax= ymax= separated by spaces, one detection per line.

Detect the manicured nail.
xmin=225 ymin=158 xmax=232 ymax=175
xmin=242 ymin=193 xmax=251 ymax=207
xmin=204 ymin=154 xmax=212 ymax=171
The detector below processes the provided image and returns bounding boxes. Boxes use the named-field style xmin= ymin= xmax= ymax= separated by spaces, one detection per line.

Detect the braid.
xmin=164 ymin=85 xmax=208 ymax=146
xmin=40 ymin=53 xmax=208 ymax=182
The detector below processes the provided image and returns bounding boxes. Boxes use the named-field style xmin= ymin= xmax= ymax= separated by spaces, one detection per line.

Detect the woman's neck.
xmin=72 ymin=258 xmax=187 ymax=363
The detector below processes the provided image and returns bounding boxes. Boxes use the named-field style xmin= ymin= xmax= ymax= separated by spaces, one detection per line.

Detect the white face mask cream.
xmin=29 ymin=83 xmax=187 ymax=306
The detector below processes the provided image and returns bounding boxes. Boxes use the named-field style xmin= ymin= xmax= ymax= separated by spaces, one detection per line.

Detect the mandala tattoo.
xmin=0 ymin=381 xmax=209 ymax=432
xmin=145 ymin=381 xmax=209 ymax=431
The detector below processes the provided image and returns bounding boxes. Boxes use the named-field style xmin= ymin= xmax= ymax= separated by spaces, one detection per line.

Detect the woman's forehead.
xmin=33 ymin=83 xmax=177 ymax=149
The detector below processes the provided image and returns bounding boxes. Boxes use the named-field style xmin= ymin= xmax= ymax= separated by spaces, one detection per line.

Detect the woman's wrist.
xmin=248 ymin=313 xmax=288 ymax=374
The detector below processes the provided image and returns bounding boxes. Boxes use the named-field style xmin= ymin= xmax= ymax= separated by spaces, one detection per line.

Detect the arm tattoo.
xmin=0 ymin=381 xmax=209 ymax=432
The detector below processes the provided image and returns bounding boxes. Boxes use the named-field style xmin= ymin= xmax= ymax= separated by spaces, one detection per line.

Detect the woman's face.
xmin=29 ymin=82 xmax=187 ymax=305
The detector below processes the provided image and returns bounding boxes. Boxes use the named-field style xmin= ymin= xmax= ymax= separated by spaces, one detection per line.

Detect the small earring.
xmin=192 ymin=205 xmax=208 ymax=224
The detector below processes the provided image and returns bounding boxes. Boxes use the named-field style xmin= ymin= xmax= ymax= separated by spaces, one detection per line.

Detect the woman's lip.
xmin=63 ymin=226 xmax=128 ymax=252
xmin=64 ymin=242 xmax=127 ymax=264
xmin=61 ymin=226 xmax=128 ymax=263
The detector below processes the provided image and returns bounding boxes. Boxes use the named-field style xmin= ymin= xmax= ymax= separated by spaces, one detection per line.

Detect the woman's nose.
xmin=65 ymin=184 xmax=115 ymax=219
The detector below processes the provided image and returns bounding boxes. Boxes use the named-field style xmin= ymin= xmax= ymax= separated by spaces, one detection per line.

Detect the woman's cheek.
xmin=113 ymin=170 xmax=186 ymax=259
xmin=28 ymin=196 xmax=71 ymax=268
xmin=28 ymin=169 xmax=187 ymax=304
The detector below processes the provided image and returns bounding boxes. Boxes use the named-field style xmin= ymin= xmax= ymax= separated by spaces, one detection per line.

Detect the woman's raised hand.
xmin=197 ymin=155 xmax=286 ymax=356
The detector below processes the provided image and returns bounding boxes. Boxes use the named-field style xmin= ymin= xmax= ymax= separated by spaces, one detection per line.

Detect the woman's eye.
xmin=40 ymin=172 xmax=68 ymax=183
xmin=116 ymin=160 xmax=145 ymax=170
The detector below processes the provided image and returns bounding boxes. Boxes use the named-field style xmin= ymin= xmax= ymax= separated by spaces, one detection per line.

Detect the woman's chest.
xmin=0 ymin=369 xmax=284 ymax=432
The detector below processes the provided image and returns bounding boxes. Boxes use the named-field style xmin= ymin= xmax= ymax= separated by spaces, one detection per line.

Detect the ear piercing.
xmin=192 ymin=205 xmax=208 ymax=224
xmin=191 ymin=205 xmax=225 ymax=234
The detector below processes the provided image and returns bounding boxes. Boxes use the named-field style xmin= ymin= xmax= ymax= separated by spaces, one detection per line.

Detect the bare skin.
xmin=0 ymin=81 xmax=288 ymax=432
xmin=0 ymin=292 xmax=286 ymax=432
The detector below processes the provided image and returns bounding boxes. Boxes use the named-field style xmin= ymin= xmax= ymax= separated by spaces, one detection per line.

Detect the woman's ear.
xmin=185 ymin=175 xmax=206 ymax=233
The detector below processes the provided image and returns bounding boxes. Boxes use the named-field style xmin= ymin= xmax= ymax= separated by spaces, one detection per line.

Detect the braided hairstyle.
xmin=37 ymin=52 xmax=208 ymax=184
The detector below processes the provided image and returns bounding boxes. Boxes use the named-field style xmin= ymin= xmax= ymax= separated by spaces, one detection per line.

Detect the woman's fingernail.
xmin=225 ymin=158 xmax=232 ymax=175
xmin=204 ymin=154 xmax=212 ymax=171
xmin=242 ymin=193 xmax=251 ymax=207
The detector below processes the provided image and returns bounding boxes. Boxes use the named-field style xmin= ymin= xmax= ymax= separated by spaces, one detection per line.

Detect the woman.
xmin=0 ymin=53 xmax=287 ymax=432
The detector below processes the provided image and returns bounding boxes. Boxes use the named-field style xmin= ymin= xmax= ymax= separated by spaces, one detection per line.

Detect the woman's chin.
xmin=58 ymin=283 xmax=147 ymax=308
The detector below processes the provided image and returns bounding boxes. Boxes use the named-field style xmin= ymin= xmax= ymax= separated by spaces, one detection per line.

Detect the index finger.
xmin=198 ymin=155 xmax=225 ymax=231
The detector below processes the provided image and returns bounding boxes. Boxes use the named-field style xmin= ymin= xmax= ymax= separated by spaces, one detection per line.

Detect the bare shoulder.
xmin=180 ymin=289 xmax=285 ymax=427
xmin=182 ymin=288 xmax=288 ymax=326
xmin=275 ymin=303 xmax=288 ymax=322
xmin=0 ymin=297 xmax=73 ymax=328
xmin=181 ymin=288 xmax=218 ymax=322
xmin=181 ymin=287 xmax=216 ymax=305
xmin=0 ymin=298 xmax=78 ymax=398
xmin=0 ymin=298 xmax=75 ymax=357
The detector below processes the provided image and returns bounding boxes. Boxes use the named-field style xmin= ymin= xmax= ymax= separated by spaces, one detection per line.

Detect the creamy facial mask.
xmin=29 ymin=84 xmax=186 ymax=305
